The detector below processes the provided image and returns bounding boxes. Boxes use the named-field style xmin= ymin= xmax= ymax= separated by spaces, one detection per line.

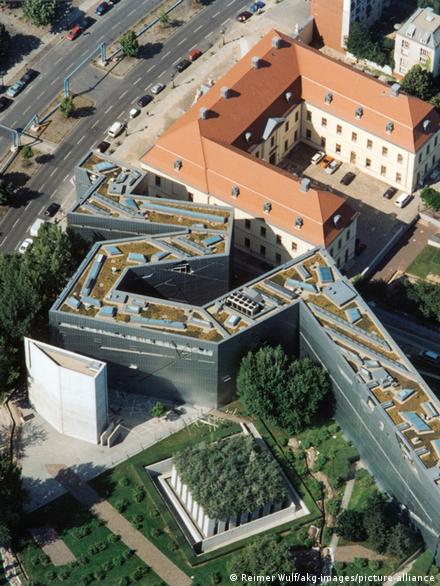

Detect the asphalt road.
xmin=0 ymin=0 xmax=251 ymax=253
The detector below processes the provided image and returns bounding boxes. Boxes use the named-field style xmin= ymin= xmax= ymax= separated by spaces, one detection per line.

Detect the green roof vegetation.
xmin=173 ymin=435 xmax=288 ymax=519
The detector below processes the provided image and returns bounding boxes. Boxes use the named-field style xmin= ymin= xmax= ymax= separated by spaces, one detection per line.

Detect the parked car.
xmin=20 ymin=69 xmax=39 ymax=85
xmin=340 ymin=171 xmax=356 ymax=186
xmin=95 ymin=140 xmax=110 ymax=153
xmin=18 ymin=238 xmax=33 ymax=255
xmin=249 ymin=1 xmax=265 ymax=12
xmin=395 ymin=192 xmax=412 ymax=208
xmin=67 ymin=24 xmax=83 ymax=40
xmin=310 ymin=151 xmax=325 ymax=165
xmin=107 ymin=121 xmax=125 ymax=138
xmin=95 ymin=1 xmax=111 ymax=15
xmin=188 ymin=48 xmax=202 ymax=62
xmin=236 ymin=11 xmax=252 ymax=22
xmin=319 ymin=155 xmax=334 ymax=168
xmin=325 ymin=159 xmax=341 ymax=174
xmin=129 ymin=107 xmax=140 ymax=119
xmin=0 ymin=96 xmax=12 ymax=112
xmin=6 ymin=80 xmax=25 ymax=98
xmin=136 ymin=95 xmax=153 ymax=108
xmin=151 ymin=83 xmax=165 ymax=95
xmin=383 ymin=186 xmax=397 ymax=199
xmin=175 ymin=59 xmax=191 ymax=73
xmin=44 ymin=203 xmax=61 ymax=217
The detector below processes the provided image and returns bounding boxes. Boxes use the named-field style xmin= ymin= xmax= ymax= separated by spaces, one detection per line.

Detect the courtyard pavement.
xmin=17 ymin=391 xmax=205 ymax=512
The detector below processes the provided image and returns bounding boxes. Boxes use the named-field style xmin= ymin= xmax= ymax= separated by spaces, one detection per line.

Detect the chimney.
xmin=199 ymin=107 xmax=209 ymax=120
xmin=423 ymin=119 xmax=431 ymax=133
xmin=300 ymin=178 xmax=311 ymax=192
xmin=252 ymin=56 xmax=262 ymax=69
xmin=333 ymin=214 xmax=342 ymax=228
xmin=245 ymin=131 xmax=252 ymax=143
xmin=285 ymin=91 xmax=292 ymax=102
xmin=391 ymin=83 xmax=401 ymax=97
xmin=272 ymin=35 xmax=282 ymax=49
xmin=220 ymin=86 xmax=230 ymax=99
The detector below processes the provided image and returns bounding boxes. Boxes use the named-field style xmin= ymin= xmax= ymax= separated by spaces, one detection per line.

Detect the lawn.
xmin=399 ymin=551 xmax=440 ymax=585
xmin=335 ymin=557 xmax=399 ymax=582
xmin=348 ymin=469 xmax=378 ymax=511
xmin=18 ymin=493 xmax=162 ymax=586
xmin=90 ymin=417 xmax=321 ymax=585
xmin=407 ymin=245 xmax=440 ymax=279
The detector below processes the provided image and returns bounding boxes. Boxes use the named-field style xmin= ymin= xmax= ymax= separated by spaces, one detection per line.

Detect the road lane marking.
xmin=144 ymin=83 xmax=152 ymax=91
xmin=22 ymin=105 xmax=30 ymax=115
xmin=39 ymin=205 xmax=45 ymax=214
xmin=50 ymin=78 xmax=58 ymax=86
xmin=50 ymin=189 xmax=59 ymax=200
xmin=92 ymin=119 xmax=99 ymax=128
xmin=12 ymin=218 xmax=19 ymax=229
xmin=63 ymin=174 xmax=70 ymax=182
xmin=134 ymin=76 xmax=142 ymax=84
xmin=212 ymin=11 xmax=220 ymax=19
xmin=146 ymin=64 xmax=156 ymax=73
xmin=177 ymin=37 xmax=187 ymax=46
xmin=77 ymin=135 xmax=85 ymax=144
xmin=104 ymin=104 xmax=113 ymax=114
xmin=50 ymin=168 xmax=57 ymax=177
xmin=40 ymin=182 xmax=46 ymax=192
xmin=221 ymin=18 xmax=230 ymax=27
xmin=111 ymin=23 xmax=119 ymax=31
xmin=0 ymin=236 xmax=7 ymax=247
xmin=161 ymin=50 xmax=171 ymax=60
xmin=227 ymin=0 xmax=237 ymax=5
xmin=54 ymin=56 xmax=63 ymax=65
xmin=194 ymin=24 xmax=203 ymax=32
xmin=63 ymin=152 xmax=70 ymax=161
xmin=120 ymin=89 xmax=129 ymax=98
xmin=37 ymin=91 xmax=44 ymax=99
xmin=172 ymin=56 xmax=181 ymax=65
xmin=127 ymin=8 xmax=136 ymax=16
xmin=158 ymin=70 xmax=166 ymax=78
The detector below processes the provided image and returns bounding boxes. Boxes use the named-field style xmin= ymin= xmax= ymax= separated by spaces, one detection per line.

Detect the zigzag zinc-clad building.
xmin=50 ymin=153 xmax=440 ymax=559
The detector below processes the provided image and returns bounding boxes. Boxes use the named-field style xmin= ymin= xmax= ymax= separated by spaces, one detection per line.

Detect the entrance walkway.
xmin=46 ymin=464 xmax=191 ymax=586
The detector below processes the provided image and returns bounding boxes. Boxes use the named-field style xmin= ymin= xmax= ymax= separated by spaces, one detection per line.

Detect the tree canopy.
xmin=0 ymin=178 xmax=14 ymax=206
xmin=421 ymin=186 xmax=440 ymax=212
xmin=237 ymin=346 xmax=330 ymax=434
xmin=0 ymin=455 xmax=26 ymax=546
xmin=174 ymin=435 xmax=288 ymax=518
xmin=336 ymin=510 xmax=366 ymax=541
xmin=120 ymin=31 xmax=139 ymax=58
xmin=401 ymin=65 xmax=435 ymax=102
xmin=345 ymin=22 xmax=388 ymax=66
xmin=227 ymin=535 xmax=295 ymax=583
xmin=23 ymin=0 xmax=56 ymax=26
xmin=0 ymin=23 xmax=11 ymax=65
xmin=59 ymin=96 xmax=75 ymax=119
xmin=405 ymin=280 xmax=440 ymax=322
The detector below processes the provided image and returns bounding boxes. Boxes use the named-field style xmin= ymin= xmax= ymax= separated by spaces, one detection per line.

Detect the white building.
xmin=24 ymin=338 xmax=108 ymax=444
xmin=394 ymin=7 xmax=440 ymax=78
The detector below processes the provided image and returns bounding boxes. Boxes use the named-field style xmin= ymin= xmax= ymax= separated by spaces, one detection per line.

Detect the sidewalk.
xmin=46 ymin=464 xmax=192 ymax=586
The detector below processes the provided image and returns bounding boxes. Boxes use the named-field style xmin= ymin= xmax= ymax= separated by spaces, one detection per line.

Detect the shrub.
xmin=119 ymin=577 xmax=131 ymax=586
xmin=88 ymin=544 xmax=99 ymax=555
xmin=151 ymin=401 xmax=167 ymax=418
xmin=327 ymin=498 xmax=342 ymax=517
xmin=107 ymin=532 xmax=121 ymax=543
xmin=58 ymin=570 xmax=70 ymax=581
xmin=96 ymin=541 xmax=107 ymax=552
xmin=151 ymin=527 xmax=162 ymax=538
xmin=132 ymin=566 xmax=148 ymax=580
xmin=94 ymin=569 xmax=106 ymax=582
xmin=115 ymin=553 xmax=126 ymax=566
xmin=123 ymin=548 xmax=135 ymax=560
xmin=211 ymin=571 xmax=222 ymax=584
xmin=152 ymin=508 xmax=161 ymax=518
xmin=116 ymin=498 xmax=129 ymax=512
xmin=76 ymin=525 xmax=91 ymax=539
xmin=119 ymin=477 xmax=130 ymax=487
xmin=102 ymin=560 xmax=113 ymax=572
xmin=79 ymin=577 xmax=92 ymax=586
xmin=78 ymin=555 xmax=89 ymax=566
xmin=31 ymin=556 xmax=40 ymax=566
xmin=170 ymin=540 xmax=179 ymax=551
xmin=21 ymin=145 xmax=34 ymax=160
xmin=45 ymin=571 xmax=57 ymax=581
xmin=133 ymin=513 xmax=144 ymax=524
xmin=369 ymin=560 xmax=382 ymax=571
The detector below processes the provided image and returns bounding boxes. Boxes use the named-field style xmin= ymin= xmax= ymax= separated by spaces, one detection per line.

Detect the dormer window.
xmin=173 ymin=159 xmax=182 ymax=171
xmin=231 ymin=185 xmax=240 ymax=198
xmin=325 ymin=92 xmax=333 ymax=105
xmin=355 ymin=107 xmax=363 ymax=120
xmin=386 ymin=122 xmax=394 ymax=134
xmin=263 ymin=202 xmax=272 ymax=214
xmin=295 ymin=216 xmax=303 ymax=229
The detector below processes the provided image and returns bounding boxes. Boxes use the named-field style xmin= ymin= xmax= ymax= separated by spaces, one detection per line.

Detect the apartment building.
xmin=394 ymin=7 xmax=440 ymax=78
xmin=312 ymin=0 xmax=386 ymax=51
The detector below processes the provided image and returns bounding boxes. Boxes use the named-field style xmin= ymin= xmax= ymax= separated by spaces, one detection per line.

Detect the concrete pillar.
xmin=187 ymin=492 xmax=193 ymax=512
xmin=239 ymin=511 xmax=249 ymax=525
xmin=251 ymin=508 xmax=259 ymax=521
xmin=203 ymin=515 xmax=216 ymax=537
xmin=176 ymin=475 xmax=182 ymax=496
xmin=263 ymin=502 xmax=271 ymax=516
xmin=171 ymin=466 xmax=177 ymax=489
xmin=273 ymin=501 xmax=281 ymax=512
xmin=197 ymin=506 xmax=205 ymax=528
xmin=192 ymin=500 xmax=199 ymax=520
xmin=181 ymin=483 xmax=188 ymax=504
xmin=217 ymin=519 xmax=227 ymax=533
xmin=228 ymin=514 xmax=237 ymax=529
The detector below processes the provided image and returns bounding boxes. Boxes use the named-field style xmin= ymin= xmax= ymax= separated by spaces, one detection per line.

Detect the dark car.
xmin=96 ymin=1 xmax=111 ymax=15
xmin=237 ymin=11 xmax=252 ymax=22
xmin=383 ymin=186 xmax=397 ymax=199
xmin=340 ymin=171 xmax=356 ymax=186
xmin=0 ymin=96 xmax=12 ymax=112
xmin=175 ymin=59 xmax=191 ymax=73
xmin=96 ymin=140 xmax=110 ymax=153
xmin=44 ymin=203 xmax=61 ymax=217
xmin=136 ymin=95 xmax=153 ymax=108
xmin=20 ymin=69 xmax=39 ymax=85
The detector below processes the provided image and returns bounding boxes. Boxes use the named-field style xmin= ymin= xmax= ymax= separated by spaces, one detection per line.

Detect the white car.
xmin=395 ymin=192 xmax=411 ymax=208
xmin=325 ymin=160 xmax=342 ymax=174
xmin=151 ymin=83 xmax=165 ymax=95
xmin=311 ymin=151 xmax=325 ymax=165
xmin=18 ymin=237 xmax=33 ymax=254
xmin=129 ymin=107 xmax=140 ymax=119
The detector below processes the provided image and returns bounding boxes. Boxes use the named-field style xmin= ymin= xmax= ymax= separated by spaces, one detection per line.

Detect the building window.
xmin=295 ymin=111 xmax=299 ymax=122
xmin=350 ymin=151 xmax=356 ymax=163
xmin=284 ymin=140 xmax=289 ymax=152
xmin=275 ymin=252 xmax=281 ymax=264
xmin=336 ymin=124 xmax=342 ymax=135
xmin=367 ymin=139 xmax=373 ymax=149
xmin=291 ymin=242 xmax=297 ymax=251
xmin=294 ymin=130 xmax=298 ymax=142
xmin=260 ymin=245 xmax=266 ymax=257
xmin=270 ymin=136 xmax=275 ymax=148
xmin=276 ymin=234 xmax=282 ymax=245
xmin=418 ymin=153 xmax=422 ymax=164
xmin=345 ymin=249 xmax=349 ymax=262
xmin=397 ymin=153 xmax=403 ymax=164
xmin=366 ymin=158 xmax=371 ymax=168
xmin=346 ymin=230 xmax=350 ymax=241
xmin=155 ymin=175 xmax=161 ymax=187
xmin=352 ymin=132 xmax=357 ymax=142
xmin=321 ymin=137 xmax=326 ymax=148
xmin=306 ymin=111 xmax=312 ymax=121
xmin=260 ymin=226 xmax=266 ymax=237
xmin=382 ymin=146 xmax=388 ymax=156
xmin=435 ymin=135 xmax=438 ymax=147
xmin=285 ymin=121 xmax=289 ymax=132
xmin=322 ymin=117 xmax=327 ymax=127
xmin=402 ymin=40 xmax=410 ymax=49
xmin=396 ymin=172 xmax=402 ymax=183
xmin=380 ymin=165 xmax=386 ymax=176
xmin=427 ymin=144 xmax=430 ymax=155
xmin=336 ymin=143 xmax=341 ymax=154
xmin=245 ymin=219 xmax=251 ymax=230
xmin=306 ymin=129 xmax=312 ymax=139
xmin=244 ymin=237 xmax=250 ymax=248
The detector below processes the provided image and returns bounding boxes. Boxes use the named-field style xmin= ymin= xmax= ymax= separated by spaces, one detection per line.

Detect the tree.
xmin=59 ymin=96 xmax=75 ymax=119
xmin=418 ymin=0 xmax=440 ymax=13
xmin=363 ymin=493 xmax=390 ymax=553
xmin=0 ymin=455 xmax=26 ymax=539
xmin=401 ymin=65 xmax=435 ymax=101
xmin=406 ymin=280 xmax=440 ymax=321
xmin=387 ymin=523 xmax=415 ymax=559
xmin=119 ymin=31 xmax=139 ymax=58
xmin=150 ymin=401 xmax=167 ymax=418
xmin=0 ymin=178 xmax=13 ymax=206
xmin=0 ymin=23 xmax=11 ymax=63
xmin=22 ymin=0 xmax=56 ymax=26
xmin=21 ymin=145 xmax=33 ymax=160
xmin=345 ymin=22 xmax=387 ymax=66
xmin=336 ymin=510 xmax=366 ymax=541
xmin=228 ymin=535 xmax=295 ymax=583
xmin=159 ymin=11 xmax=170 ymax=27
xmin=421 ymin=186 xmax=440 ymax=212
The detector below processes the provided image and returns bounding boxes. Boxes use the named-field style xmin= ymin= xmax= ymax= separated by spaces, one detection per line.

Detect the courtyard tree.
xmin=421 ymin=186 xmax=440 ymax=212
xmin=401 ymin=65 xmax=435 ymax=101
xmin=0 ymin=455 xmax=26 ymax=541
xmin=23 ymin=0 xmax=57 ymax=26
xmin=228 ymin=535 xmax=295 ymax=583
xmin=159 ymin=11 xmax=170 ymax=27
xmin=0 ymin=178 xmax=14 ymax=206
xmin=59 ymin=96 xmax=75 ymax=118
xmin=406 ymin=280 xmax=440 ymax=322
xmin=0 ymin=23 xmax=11 ymax=63
xmin=150 ymin=401 xmax=167 ymax=418
xmin=345 ymin=22 xmax=387 ymax=66
xmin=336 ymin=510 xmax=366 ymax=541
xmin=21 ymin=145 xmax=34 ymax=161
xmin=119 ymin=31 xmax=139 ymax=58
xmin=387 ymin=523 xmax=416 ymax=559
xmin=362 ymin=493 xmax=390 ymax=552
